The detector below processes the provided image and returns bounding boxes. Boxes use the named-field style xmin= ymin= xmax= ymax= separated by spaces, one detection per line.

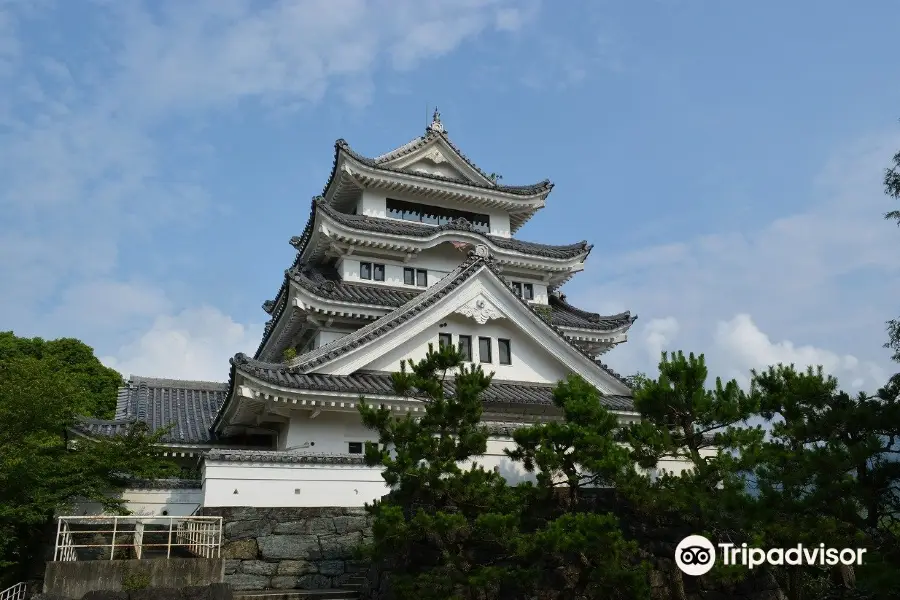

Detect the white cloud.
xmin=643 ymin=317 xmax=680 ymax=364
xmin=101 ymin=307 xmax=263 ymax=381
xmin=577 ymin=132 xmax=900 ymax=391
xmin=0 ymin=0 xmax=536 ymax=364
xmin=713 ymin=314 xmax=886 ymax=389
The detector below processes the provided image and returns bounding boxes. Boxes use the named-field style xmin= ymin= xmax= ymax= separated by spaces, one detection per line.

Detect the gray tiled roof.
xmin=328 ymin=135 xmax=553 ymax=198
xmin=293 ymin=198 xmax=592 ymax=261
xmin=206 ymin=449 xmax=366 ymax=465
xmin=229 ymin=354 xmax=633 ymax=412
xmin=547 ymin=294 xmax=637 ymax=331
xmin=273 ymin=262 xmax=633 ymax=334
xmin=77 ymin=377 xmax=228 ymax=444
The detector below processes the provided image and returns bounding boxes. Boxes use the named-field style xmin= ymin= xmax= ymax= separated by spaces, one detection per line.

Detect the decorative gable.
xmin=386 ymin=138 xmax=491 ymax=184
xmin=294 ymin=253 xmax=632 ymax=397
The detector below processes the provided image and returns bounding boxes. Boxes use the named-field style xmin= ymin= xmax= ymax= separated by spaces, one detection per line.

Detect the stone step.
xmin=234 ymin=590 xmax=360 ymax=600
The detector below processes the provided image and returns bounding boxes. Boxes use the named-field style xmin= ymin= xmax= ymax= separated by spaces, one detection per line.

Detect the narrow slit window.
xmin=478 ymin=337 xmax=492 ymax=363
xmin=360 ymin=262 xmax=372 ymax=280
xmin=373 ymin=264 xmax=385 ymax=281
xmin=403 ymin=268 xmax=415 ymax=286
xmin=416 ymin=269 xmax=428 ymax=287
xmin=438 ymin=333 xmax=452 ymax=348
xmin=458 ymin=335 xmax=472 ymax=361
xmin=498 ymin=339 xmax=511 ymax=365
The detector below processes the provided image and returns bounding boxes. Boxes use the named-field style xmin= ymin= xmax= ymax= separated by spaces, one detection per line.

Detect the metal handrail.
xmin=0 ymin=582 xmax=26 ymax=600
xmin=54 ymin=515 xmax=222 ymax=561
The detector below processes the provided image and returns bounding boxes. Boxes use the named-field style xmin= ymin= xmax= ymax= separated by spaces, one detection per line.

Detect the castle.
xmin=75 ymin=111 xmax=652 ymax=516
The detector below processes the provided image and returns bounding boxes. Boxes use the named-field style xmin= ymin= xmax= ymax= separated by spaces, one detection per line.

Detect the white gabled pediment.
xmin=379 ymin=138 xmax=493 ymax=186
xmin=303 ymin=265 xmax=631 ymax=397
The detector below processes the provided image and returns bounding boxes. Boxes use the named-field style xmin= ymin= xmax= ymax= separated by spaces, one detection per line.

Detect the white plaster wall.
xmin=75 ymin=488 xmax=202 ymax=517
xmin=354 ymin=188 xmax=511 ymax=237
xmin=357 ymin=189 xmax=387 ymax=218
xmin=283 ymin=410 xmax=379 ymax=454
xmin=203 ymin=462 xmax=389 ymax=508
xmin=363 ymin=313 xmax=570 ymax=384
xmin=338 ymin=245 xmax=462 ymax=290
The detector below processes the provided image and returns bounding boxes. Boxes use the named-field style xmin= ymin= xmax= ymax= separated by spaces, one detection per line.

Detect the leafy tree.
xmin=749 ymin=365 xmax=900 ymax=599
xmin=625 ymin=371 xmax=649 ymax=393
xmin=0 ymin=349 xmax=177 ymax=586
xmin=0 ymin=332 xmax=123 ymax=418
xmin=358 ymin=344 xmax=649 ymax=599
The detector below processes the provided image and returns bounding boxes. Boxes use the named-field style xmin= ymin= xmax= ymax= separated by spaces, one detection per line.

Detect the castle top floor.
xmin=322 ymin=109 xmax=554 ymax=237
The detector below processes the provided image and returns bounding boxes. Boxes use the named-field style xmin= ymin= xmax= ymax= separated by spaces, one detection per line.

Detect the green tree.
xmin=0 ymin=351 xmax=177 ymax=586
xmin=749 ymin=365 xmax=900 ymax=599
xmin=0 ymin=332 xmax=123 ymax=418
xmin=358 ymin=344 xmax=649 ymax=599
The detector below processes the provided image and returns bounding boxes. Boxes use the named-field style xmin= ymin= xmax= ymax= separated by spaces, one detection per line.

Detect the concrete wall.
xmin=75 ymin=487 xmax=202 ymax=517
xmin=201 ymin=507 xmax=371 ymax=592
xmin=43 ymin=558 xmax=222 ymax=598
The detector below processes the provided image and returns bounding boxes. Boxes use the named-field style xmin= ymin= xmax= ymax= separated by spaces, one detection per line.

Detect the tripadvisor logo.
xmin=675 ymin=535 xmax=867 ymax=576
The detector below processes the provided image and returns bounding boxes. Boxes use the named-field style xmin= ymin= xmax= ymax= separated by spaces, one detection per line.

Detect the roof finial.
xmin=429 ymin=106 xmax=444 ymax=133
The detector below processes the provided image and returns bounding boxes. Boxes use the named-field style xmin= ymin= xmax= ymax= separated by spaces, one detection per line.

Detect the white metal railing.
xmin=54 ymin=515 xmax=222 ymax=561
xmin=0 ymin=582 xmax=26 ymax=600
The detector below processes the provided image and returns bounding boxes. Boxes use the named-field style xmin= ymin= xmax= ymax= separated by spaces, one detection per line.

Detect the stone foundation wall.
xmin=200 ymin=507 xmax=372 ymax=592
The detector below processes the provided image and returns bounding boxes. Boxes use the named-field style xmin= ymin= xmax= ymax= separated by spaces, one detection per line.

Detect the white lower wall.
xmin=201 ymin=436 xmax=712 ymax=509
xmin=75 ymin=488 xmax=202 ymax=517
xmin=203 ymin=462 xmax=389 ymax=508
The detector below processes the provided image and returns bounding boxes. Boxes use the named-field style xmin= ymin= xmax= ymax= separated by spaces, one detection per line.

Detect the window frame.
xmin=416 ymin=269 xmax=428 ymax=287
xmin=458 ymin=335 xmax=472 ymax=361
xmin=498 ymin=338 xmax=511 ymax=365
xmin=438 ymin=332 xmax=452 ymax=348
xmin=478 ymin=336 xmax=492 ymax=364
xmin=403 ymin=267 xmax=415 ymax=286
xmin=348 ymin=442 xmax=363 ymax=454
xmin=512 ymin=282 xmax=522 ymax=297
xmin=523 ymin=283 xmax=534 ymax=301
xmin=373 ymin=263 xmax=385 ymax=282
xmin=359 ymin=262 xmax=372 ymax=280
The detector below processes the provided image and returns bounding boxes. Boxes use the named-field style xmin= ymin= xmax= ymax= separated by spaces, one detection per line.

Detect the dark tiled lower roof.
xmin=124 ymin=479 xmax=202 ymax=490
xmin=300 ymin=199 xmax=590 ymax=260
xmin=230 ymin=354 xmax=633 ymax=412
xmin=79 ymin=377 xmax=228 ymax=444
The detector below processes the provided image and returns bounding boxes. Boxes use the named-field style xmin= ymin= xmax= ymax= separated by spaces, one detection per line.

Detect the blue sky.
xmin=2 ymin=0 xmax=899 ymax=390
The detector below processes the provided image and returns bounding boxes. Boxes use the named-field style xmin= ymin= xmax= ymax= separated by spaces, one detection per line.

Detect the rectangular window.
xmin=512 ymin=282 xmax=522 ymax=297
xmin=438 ymin=333 xmax=452 ymax=348
xmin=458 ymin=335 xmax=472 ymax=361
xmin=416 ymin=269 xmax=428 ymax=287
xmin=523 ymin=283 xmax=534 ymax=301
xmin=359 ymin=262 xmax=372 ymax=280
xmin=403 ymin=267 xmax=415 ymax=285
xmin=498 ymin=339 xmax=511 ymax=365
xmin=478 ymin=337 xmax=492 ymax=363
xmin=373 ymin=263 xmax=385 ymax=281
xmin=348 ymin=442 xmax=363 ymax=454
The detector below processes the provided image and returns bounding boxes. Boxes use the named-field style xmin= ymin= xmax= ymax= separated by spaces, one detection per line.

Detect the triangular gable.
xmin=377 ymin=135 xmax=495 ymax=187
xmin=292 ymin=254 xmax=632 ymax=397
